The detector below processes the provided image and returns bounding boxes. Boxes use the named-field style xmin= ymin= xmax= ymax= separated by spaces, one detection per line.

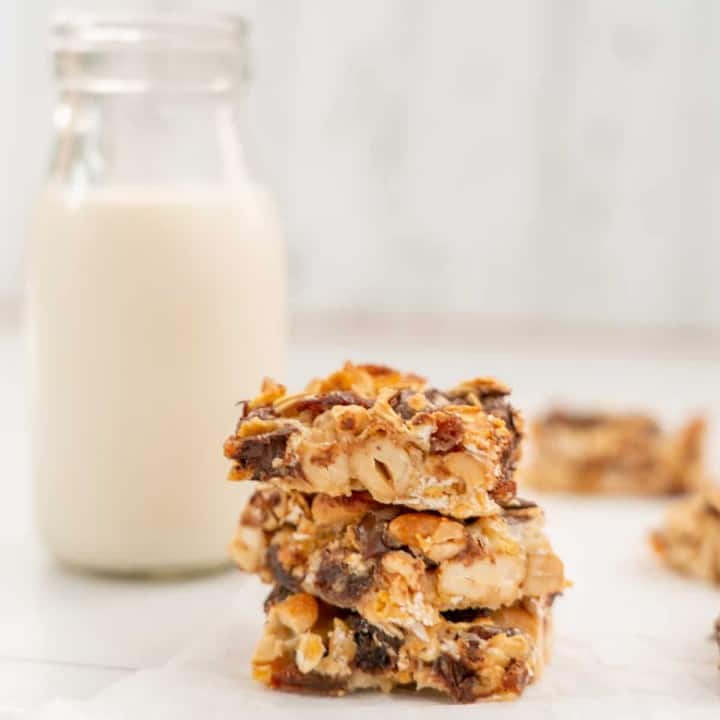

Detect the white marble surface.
xmin=1 ymin=321 xmax=719 ymax=716
xmin=15 ymin=499 xmax=720 ymax=720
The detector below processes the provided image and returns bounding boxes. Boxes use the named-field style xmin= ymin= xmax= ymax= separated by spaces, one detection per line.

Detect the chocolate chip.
xmin=263 ymin=585 xmax=293 ymax=613
xmin=240 ymin=487 xmax=285 ymax=527
xmin=267 ymin=659 xmax=346 ymax=694
xmin=234 ymin=404 xmax=276 ymax=432
xmin=479 ymin=392 xmax=520 ymax=436
xmin=440 ymin=607 xmax=492 ymax=623
xmin=226 ymin=426 xmax=297 ymax=480
xmin=354 ymin=512 xmax=392 ymax=558
xmin=429 ymin=412 xmax=464 ymax=454
xmin=313 ymin=549 xmax=375 ymax=606
xmin=346 ymin=615 xmax=401 ymax=674
xmin=433 ymin=654 xmax=477 ymax=703
xmin=389 ymin=389 xmax=421 ymax=420
xmin=467 ymin=623 xmax=520 ymax=640
xmin=265 ymin=545 xmax=303 ymax=593
xmin=501 ymin=659 xmax=530 ymax=695
xmin=489 ymin=476 xmax=517 ymax=505
xmin=389 ymin=388 xmax=448 ymax=420
xmin=292 ymin=391 xmax=372 ymax=418
xmin=501 ymin=497 xmax=537 ymax=510
xmin=501 ymin=497 xmax=538 ymax=524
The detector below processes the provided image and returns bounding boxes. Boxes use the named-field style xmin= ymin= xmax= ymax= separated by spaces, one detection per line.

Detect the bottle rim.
xmin=51 ymin=12 xmax=248 ymax=55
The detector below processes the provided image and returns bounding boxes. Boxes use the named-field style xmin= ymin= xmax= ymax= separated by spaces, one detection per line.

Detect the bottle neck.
xmin=48 ymin=14 xmax=251 ymax=194
xmin=49 ymin=87 xmax=250 ymax=193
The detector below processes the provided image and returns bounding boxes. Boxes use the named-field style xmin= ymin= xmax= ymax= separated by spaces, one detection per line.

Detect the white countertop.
xmin=2 ymin=317 xmax=719 ymax=714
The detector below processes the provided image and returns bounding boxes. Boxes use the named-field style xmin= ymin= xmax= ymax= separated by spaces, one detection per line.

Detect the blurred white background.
xmin=3 ymin=0 xmax=720 ymax=332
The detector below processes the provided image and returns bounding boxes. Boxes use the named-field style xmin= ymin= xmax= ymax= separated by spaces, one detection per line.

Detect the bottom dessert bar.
xmin=650 ymin=490 xmax=720 ymax=583
xmin=252 ymin=588 xmax=554 ymax=703
xmin=522 ymin=410 xmax=705 ymax=495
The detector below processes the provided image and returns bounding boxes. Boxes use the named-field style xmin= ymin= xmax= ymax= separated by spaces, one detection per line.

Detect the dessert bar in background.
xmin=225 ymin=363 xmax=567 ymax=703
xmin=650 ymin=489 xmax=720 ymax=583
xmin=520 ymin=409 xmax=706 ymax=495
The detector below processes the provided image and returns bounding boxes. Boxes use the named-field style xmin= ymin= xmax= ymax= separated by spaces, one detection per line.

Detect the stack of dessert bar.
xmin=522 ymin=409 xmax=706 ymax=495
xmin=224 ymin=363 xmax=567 ymax=703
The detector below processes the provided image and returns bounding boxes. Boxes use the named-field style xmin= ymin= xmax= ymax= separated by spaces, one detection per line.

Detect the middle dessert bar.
xmin=232 ymin=486 xmax=565 ymax=634
xmin=224 ymin=362 xmax=522 ymax=519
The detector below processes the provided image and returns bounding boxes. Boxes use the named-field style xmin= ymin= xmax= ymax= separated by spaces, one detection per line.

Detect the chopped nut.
xmin=229 ymin=526 xmax=266 ymax=573
xmin=296 ymin=632 xmax=326 ymax=673
xmin=522 ymin=553 xmax=567 ymax=596
xmin=386 ymin=513 xmax=467 ymax=563
xmin=438 ymin=554 xmax=526 ymax=608
xmin=273 ymin=593 xmax=319 ymax=635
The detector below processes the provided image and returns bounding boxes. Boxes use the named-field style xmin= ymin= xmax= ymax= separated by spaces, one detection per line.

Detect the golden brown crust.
xmin=521 ymin=409 xmax=706 ymax=495
xmin=650 ymin=489 xmax=720 ymax=583
xmin=252 ymin=590 xmax=553 ymax=703
xmin=231 ymin=487 xmax=566 ymax=633
xmin=224 ymin=362 xmax=523 ymax=519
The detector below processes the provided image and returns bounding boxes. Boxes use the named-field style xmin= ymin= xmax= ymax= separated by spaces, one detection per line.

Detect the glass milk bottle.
xmin=27 ymin=14 xmax=285 ymax=575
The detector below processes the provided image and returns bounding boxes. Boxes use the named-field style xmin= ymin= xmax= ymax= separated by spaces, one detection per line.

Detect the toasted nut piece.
xmin=298 ymin=433 xmax=353 ymax=494
xmin=251 ymin=662 xmax=273 ymax=685
xmin=386 ymin=513 xmax=467 ymax=563
xmin=229 ymin=526 xmax=266 ymax=573
xmin=369 ymin=391 xmax=409 ymax=428
xmin=296 ymin=632 xmax=326 ymax=673
xmin=248 ymin=378 xmax=286 ymax=409
xmin=381 ymin=550 xmax=424 ymax=584
xmin=272 ymin=392 xmax=316 ymax=415
xmin=235 ymin=416 xmax=280 ymax=439
xmin=406 ymin=392 xmax=430 ymax=414
xmin=438 ymin=555 xmax=526 ymax=608
xmin=350 ymin=436 xmax=412 ymax=501
xmin=252 ymin=630 xmax=284 ymax=664
xmin=273 ymin=593 xmax=319 ymax=635
xmin=522 ymin=553 xmax=566 ymax=596
xmin=334 ymin=406 xmax=370 ymax=435
xmin=311 ymin=493 xmax=381 ymax=528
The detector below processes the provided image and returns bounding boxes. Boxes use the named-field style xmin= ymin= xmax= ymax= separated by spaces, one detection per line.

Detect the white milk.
xmin=27 ymin=186 xmax=285 ymax=574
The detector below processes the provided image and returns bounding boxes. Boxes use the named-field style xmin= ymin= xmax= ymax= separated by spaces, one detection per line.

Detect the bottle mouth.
xmin=52 ymin=12 xmax=247 ymax=54
xmin=51 ymin=12 xmax=249 ymax=94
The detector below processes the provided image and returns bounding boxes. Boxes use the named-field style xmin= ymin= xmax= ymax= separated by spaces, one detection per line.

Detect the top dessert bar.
xmin=521 ymin=409 xmax=705 ymax=495
xmin=224 ymin=363 xmax=522 ymax=519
